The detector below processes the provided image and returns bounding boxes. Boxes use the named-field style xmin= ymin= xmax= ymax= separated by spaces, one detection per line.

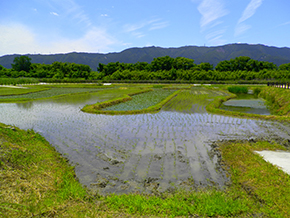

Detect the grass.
xmin=259 ymin=86 xmax=290 ymax=116
xmin=0 ymin=86 xmax=49 ymax=96
xmin=103 ymin=89 xmax=175 ymax=111
xmin=0 ymin=87 xmax=104 ymax=103
xmin=219 ymin=140 xmax=290 ymax=217
xmin=0 ymin=124 xmax=101 ymax=217
xmin=105 ymin=189 xmax=249 ymax=217
xmin=0 ymin=77 xmax=39 ymax=85
xmin=206 ymin=86 xmax=290 ymax=122
xmin=227 ymin=86 xmax=248 ymax=94
xmin=82 ymin=88 xmax=180 ymax=115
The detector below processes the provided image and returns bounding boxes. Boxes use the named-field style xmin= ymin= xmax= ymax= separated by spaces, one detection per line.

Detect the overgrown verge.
xmin=259 ymin=86 xmax=290 ymax=116
xmin=0 ymin=124 xmax=105 ymax=217
xmin=219 ymin=140 xmax=290 ymax=217
xmin=82 ymin=89 xmax=180 ymax=115
xmin=206 ymin=87 xmax=290 ymax=122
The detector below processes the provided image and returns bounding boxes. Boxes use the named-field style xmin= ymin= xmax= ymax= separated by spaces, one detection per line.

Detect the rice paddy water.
xmin=0 ymin=87 xmax=289 ymax=195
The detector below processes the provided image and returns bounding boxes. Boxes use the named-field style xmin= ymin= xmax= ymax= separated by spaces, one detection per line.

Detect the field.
xmin=1 ymin=83 xmax=290 ymax=217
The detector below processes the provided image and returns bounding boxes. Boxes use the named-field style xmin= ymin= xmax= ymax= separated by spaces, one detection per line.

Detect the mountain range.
xmin=1 ymin=43 xmax=290 ymax=71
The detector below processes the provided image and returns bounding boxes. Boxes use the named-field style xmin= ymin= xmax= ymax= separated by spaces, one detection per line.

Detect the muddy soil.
xmin=0 ymin=90 xmax=290 ymax=195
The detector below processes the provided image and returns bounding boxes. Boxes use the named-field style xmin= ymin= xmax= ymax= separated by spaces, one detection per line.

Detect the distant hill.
xmin=1 ymin=43 xmax=290 ymax=71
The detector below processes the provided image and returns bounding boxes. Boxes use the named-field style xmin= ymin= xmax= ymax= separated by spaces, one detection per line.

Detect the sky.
xmin=1 ymin=0 xmax=290 ymax=56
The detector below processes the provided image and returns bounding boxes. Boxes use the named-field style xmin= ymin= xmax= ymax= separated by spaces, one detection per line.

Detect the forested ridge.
xmin=1 ymin=54 xmax=290 ymax=83
xmin=1 ymin=43 xmax=290 ymax=71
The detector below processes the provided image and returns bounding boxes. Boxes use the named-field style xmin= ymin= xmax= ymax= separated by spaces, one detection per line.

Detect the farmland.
xmin=1 ymin=83 xmax=290 ymax=217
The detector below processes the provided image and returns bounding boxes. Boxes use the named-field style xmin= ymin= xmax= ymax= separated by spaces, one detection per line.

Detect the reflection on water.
xmin=16 ymin=101 xmax=34 ymax=109
xmin=0 ymin=92 xmax=289 ymax=194
xmin=221 ymin=96 xmax=271 ymax=115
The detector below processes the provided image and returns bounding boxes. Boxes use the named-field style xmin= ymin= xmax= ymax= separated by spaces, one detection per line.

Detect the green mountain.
xmin=1 ymin=43 xmax=290 ymax=71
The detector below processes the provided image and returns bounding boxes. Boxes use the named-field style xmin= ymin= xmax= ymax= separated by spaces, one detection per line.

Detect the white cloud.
xmin=235 ymin=23 xmax=251 ymax=37
xmin=279 ymin=21 xmax=290 ymax=26
xmin=0 ymin=23 xmax=117 ymax=56
xmin=205 ymin=29 xmax=226 ymax=41
xmin=51 ymin=27 xmax=117 ymax=53
xmin=123 ymin=18 xmax=168 ymax=38
xmin=149 ymin=21 xmax=169 ymax=31
xmin=50 ymin=12 xmax=59 ymax=16
xmin=0 ymin=23 xmax=37 ymax=55
xmin=235 ymin=0 xmax=263 ymax=36
xmin=48 ymin=0 xmax=92 ymax=27
xmin=197 ymin=0 xmax=228 ymax=29
xmin=238 ymin=0 xmax=263 ymax=24
xmin=205 ymin=29 xmax=227 ymax=45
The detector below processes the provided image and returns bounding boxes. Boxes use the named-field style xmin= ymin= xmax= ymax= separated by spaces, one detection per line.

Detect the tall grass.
xmin=227 ymin=86 xmax=248 ymax=94
xmin=0 ymin=77 xmax=39 ymax=85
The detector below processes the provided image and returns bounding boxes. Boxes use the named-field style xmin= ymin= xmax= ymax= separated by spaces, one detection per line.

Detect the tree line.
xmin=1 ymin=55 xmax=290 ymax=81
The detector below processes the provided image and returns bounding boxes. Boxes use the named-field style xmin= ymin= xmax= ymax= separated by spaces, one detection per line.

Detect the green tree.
xmin=173 ymin=57 xmax=195 ymax=70
xmin=11 ymin=55 xmax=32 ymax=72
xmin=151 ymin=56 xmax=174 ymax=71
xmin=279 ymin=63 xmax=290 ymax=71
xmin=196 ymin=62 xmax=213 ymax=71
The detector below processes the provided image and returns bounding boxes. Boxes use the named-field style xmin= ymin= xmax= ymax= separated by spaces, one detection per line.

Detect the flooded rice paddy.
xmin=221 ymin=97 xmax=271 ymax=115
xmin=0 ymin=88 xmax=290 ymax=195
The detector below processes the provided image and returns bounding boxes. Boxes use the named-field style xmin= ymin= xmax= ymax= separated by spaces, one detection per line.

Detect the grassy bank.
xmin=0 ymin=124 xmax=103 ymax=217
xmin=219 ymin=140 xmax=290 ymax=217
xmin=259 ymin=86 xmax=290 ymax=116
xmin=206 ymin=86 xmax=290 ymax=122
xmin=82 ymin=88 xmax=180 ymax=115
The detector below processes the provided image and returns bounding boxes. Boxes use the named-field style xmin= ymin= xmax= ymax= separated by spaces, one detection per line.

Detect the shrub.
xmin=227 ymin=86 xmax=248 ymax=94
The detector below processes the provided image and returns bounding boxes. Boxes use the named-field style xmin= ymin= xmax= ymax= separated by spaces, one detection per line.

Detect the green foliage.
xmin=215 ymin=56 xmax=277 ymax=72
xmin=11 ymin=55 xmax=32 ymax=72
xmin=227 ymin=86 xmax=248 ymax=94
xmin=259 ymin=86 xmax=290 ymax=116
xmin=278 ymin=63 xmax=290 ymax=71
xmin=253 ymin=87 xmax=262 ymax=97
xmin=30 ymin=62 xmax=92 ymax=79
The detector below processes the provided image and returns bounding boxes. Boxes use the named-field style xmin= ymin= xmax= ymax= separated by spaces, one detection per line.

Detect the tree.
xmin=151 ymin=56 xmax=174 ymax=71
xmin=279 ymin=63 xmax=290 ymax=71
xmin=11 ymin=55 xmax=32 ymax=72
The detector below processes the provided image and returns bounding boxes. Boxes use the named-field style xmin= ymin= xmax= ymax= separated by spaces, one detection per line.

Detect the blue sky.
xmin=1 ymin=0 xmax=289 ymax=56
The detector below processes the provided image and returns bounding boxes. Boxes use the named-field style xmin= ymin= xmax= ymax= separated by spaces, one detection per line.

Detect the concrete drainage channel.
xmin=255 ymin=151 xmax=290 ymax=175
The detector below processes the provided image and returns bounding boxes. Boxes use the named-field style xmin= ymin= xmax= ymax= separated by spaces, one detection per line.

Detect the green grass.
xmin=0 ymin=87 xmax=103 ymax=103
xmin=82 ymin=87 xmax=180 ymax=115
xmin=227 ymin=86 xmax=248 ymax=94
xmin=0 ymin=77 xmax=39 ymax=85
xmin=105 ymin=189 xmax=249 ymax=217
xmin=220 ymin=140 xmax=290 ymax=217
xmin=0 ymin=86 xmax=49 ymax=96
xmin=259 ymin=86 xmax=290 ymax=116
xmin=103 ymin=89 xmax=175 ymax=111
xmin=0 ymin=124 xmax=101 ymax=217
xmin=206 ymin=86 xmax=290 ymax=122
